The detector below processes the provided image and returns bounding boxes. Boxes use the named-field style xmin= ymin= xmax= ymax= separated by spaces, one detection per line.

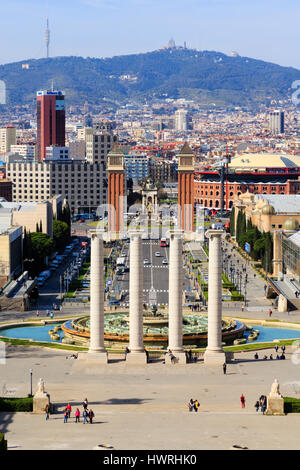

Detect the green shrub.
xmin=0 ymin=397 xmax=33 ymax=412
xmin=284 ymin=397 xmax=300 ymax=414
xmin=0 ymin=433 xmax=7 ymax=451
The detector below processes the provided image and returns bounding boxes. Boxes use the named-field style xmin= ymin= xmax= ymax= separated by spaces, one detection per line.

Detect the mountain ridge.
xmin=0 ymin=48 xmax=299 ymax=107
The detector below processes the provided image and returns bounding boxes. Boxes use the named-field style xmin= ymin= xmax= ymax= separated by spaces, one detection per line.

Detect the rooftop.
xmin=288 ymin=230 xmax=300 ymax=248
xmin=229 ymin=153 xmax=300 ymax=170
xmin=256 ymin=194 xmax=300 ymax=213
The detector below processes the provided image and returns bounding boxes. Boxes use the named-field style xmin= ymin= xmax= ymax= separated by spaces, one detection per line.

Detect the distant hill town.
xmin=0 ymin=48 xmax=300 ymax=107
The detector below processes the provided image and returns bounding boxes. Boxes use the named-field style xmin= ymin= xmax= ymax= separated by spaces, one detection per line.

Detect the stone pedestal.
xmin=278 ymin=294 xmax=288 ymax=313
xmin=33 ymin=392 xmax=50 ymax=414
xmin=87 ymin=231 xmax=108 ymax=364
xmin=165 ymin=352 xmax=187 ymax=365
xmin=266 ymin=396 xmax=285 ymax=415
xmin=204 ymin=229 xmax=226 ymax=366
xmin=126 ymin=352 xmax=148 ymax=364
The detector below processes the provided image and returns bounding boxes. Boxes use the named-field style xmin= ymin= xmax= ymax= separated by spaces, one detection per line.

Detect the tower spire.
xmin=44 ymin=16 xmax=50 ymax=58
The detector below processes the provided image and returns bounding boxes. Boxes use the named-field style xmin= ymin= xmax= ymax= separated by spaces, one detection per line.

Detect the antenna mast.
xmin=44 ymin=16 xmax=50 ymax=58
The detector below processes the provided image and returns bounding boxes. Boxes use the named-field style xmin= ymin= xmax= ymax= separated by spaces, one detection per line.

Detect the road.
xmin=113 ymin=239 xmax=191 ymax=306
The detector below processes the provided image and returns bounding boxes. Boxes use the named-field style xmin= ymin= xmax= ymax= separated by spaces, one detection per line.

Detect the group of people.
xmin=63 ymin=399 xmax=95 ymax=424
xmin=187 ymin=399 xmax=200 ymax=412
xmin=187 ymin=350 xmax=198 ymax=363
xmin=254 ymin=344 xmax=286 ymax=361
xmin=255 ymin=395 xmax=267 ymax=414
xmin=45 ymin=397 xmax=95 ymax=424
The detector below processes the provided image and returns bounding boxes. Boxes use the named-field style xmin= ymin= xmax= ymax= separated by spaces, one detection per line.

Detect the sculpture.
xmin=270 ymin=378 xmax=282 ymax=398
xmin=37 ymin=378 xmax=45 ymax=394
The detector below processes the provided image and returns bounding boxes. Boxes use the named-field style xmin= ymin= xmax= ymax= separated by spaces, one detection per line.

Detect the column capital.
xmin=129 ymin=229 xmax=143 ymax=240
xmin=89 ymin=228 xmax=105 ymax=240
xmin=205 ymin=229 xmax=224 ymax=239
xmin=169 ymin=229 xmax=184 ymax=240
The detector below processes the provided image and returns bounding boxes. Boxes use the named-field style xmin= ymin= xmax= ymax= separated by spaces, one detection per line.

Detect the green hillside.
xmin=0 ymin=48 xmax=299 ymax=107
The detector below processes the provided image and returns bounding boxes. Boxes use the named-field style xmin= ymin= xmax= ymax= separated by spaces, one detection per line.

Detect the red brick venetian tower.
xmin=107 ymin=145 xmax=125 ymax=234
xmin=178 ymin=142 xmax=195 ymax=232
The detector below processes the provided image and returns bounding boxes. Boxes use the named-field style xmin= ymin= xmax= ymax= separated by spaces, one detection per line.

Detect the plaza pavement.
xmin=1 ymin=344 xmax=300 ymax=450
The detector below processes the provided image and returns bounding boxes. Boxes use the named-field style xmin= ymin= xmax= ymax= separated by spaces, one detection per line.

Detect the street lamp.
xmin=29 ymin=368 xmax=33 ymax=397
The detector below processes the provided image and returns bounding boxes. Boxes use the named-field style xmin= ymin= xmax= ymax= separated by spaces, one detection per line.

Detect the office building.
xmin=36 ymin=90 xmax=65 ymax=161
xmin=269 ymin=110 xmax=284 ymax=134
xmin=124 ymin=153 xmax=150 ymax=183
xmin=6 ymin=160 xmax=106 ymax=214
xmin=10 ymin=144 xmax=36 ymax=160
xmin=0 ymin=127 xmax=16 ymax=154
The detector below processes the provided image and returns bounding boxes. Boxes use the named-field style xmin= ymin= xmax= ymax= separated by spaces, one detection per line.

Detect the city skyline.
xmin=0 ymin=0 xmax=300 ymax=69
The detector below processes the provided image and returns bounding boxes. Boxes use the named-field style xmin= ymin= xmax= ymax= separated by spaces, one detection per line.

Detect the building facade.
xmin=36 ymin=90 xmax=65 ymax=161
xmin=6 ymin=160 xmax=105 ymax=214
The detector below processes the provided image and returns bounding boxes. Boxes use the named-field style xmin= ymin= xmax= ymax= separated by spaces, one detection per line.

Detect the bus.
xmin=160 ymin=238 xmax=168 ymax=247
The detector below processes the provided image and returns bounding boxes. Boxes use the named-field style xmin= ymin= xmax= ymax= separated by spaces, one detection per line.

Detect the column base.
xmin=204 ymin=349 xmax=226 ymax=366
xmin=126 ymin=351 xmax=148 ymax=365
xmin=80 ymin=350 xmax=108 ymax=364
xmin=165 ymin=351 xmax=187 ymax=365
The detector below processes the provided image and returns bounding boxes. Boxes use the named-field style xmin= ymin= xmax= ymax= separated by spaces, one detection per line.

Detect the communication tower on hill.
xmin=44 ymin=17 xmax=50 ymax=58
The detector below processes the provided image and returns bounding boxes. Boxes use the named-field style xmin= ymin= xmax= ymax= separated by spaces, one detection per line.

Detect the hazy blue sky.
xmin=1 ymin=0 xmax=300 ymax=68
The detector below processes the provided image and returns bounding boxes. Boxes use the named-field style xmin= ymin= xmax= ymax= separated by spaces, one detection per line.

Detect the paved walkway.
xmin=1 ymin=344 xmax=300 ymax=449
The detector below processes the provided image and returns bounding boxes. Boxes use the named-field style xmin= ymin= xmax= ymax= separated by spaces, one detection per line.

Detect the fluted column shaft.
xmin=129 ymin=232 xmax=144 ymax=352
xmin=89 ymin=232 xmax=106 ymax=353
xmin=206 ymin=230 xmax=223 ymax=352
xmin=168 ymin=231 xmax=184 ymax=352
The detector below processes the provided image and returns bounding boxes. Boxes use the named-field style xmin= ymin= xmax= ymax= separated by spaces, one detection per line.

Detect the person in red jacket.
xmin=66 ymin=403 xmax=72 ymax=418
xmin=75 ymin=408 xmax=80 ymax=423
xmin=240 ymin=394 xmax=246 ymax=408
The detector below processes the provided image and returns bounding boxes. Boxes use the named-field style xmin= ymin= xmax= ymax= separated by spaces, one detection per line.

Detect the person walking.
xmin=260 ymin=396 xmax=267 ymax=415
xmin=45 ymin=403 xmax=50 ymax=420
xmin=188 ymin=399 xmax=194 ymax=412
xmin=223 ymin=362 xmax=227 ymax=375
xmin=83 ymin=408 xmax=88 ymax=424
xmin=193 ymin=399 xmax=200 ymax=412
xmin=269 ymin=309 xmax=272 ymax=318
xmin=255 ymin=401 xmax=260 ymax=412
xmin=275 ymin=344 xmax=279 ymax=353
xmin=63 ymin=408 xmax=68 ymax=423
xmin=240 ymin=394 xmax=246 ymax=408
xmin=88 ymin=409 xmax=94 ymax=424
xmin=66 ymin=403 xmax=72 ymax=419
xmin=83 ymin=398 xmax=88 ymax=411
xmin=75 ymin=408 xmax=80 ymax=423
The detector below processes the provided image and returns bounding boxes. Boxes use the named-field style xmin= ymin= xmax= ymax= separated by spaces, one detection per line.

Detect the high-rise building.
xmin=174 ymin=109 xmax=192 ymax=132
xmin=36 ymin=90 xmax=65 ymax=161
xmin=0 ymin=127 xmax=16 ymax=154
xmin=269 ymin=110 xmax=284 ymax=134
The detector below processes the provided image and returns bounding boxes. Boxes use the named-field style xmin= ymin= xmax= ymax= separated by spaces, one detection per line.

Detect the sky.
xmin=1 ymin=0 xmax=300 ymax=69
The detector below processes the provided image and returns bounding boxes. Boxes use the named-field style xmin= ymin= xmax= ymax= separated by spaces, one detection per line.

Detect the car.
xmin=155 ymin=252 xmax=161 ymax=257
xmin=116 ymin=269 xmax=124 ymax=275
xmin=162 ymin=259 xmax=168 ymax=264
xmin=108 ymin=299 xmax=120 ymax=306
xmin=78 ymin=220 xmax=84 ymax=223
xmin=143 ymin=259 xmax=150 ymax=264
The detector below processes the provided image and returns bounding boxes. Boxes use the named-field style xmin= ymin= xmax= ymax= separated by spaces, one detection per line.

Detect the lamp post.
xmin=29 ymin=368 xmax=33 ymax=397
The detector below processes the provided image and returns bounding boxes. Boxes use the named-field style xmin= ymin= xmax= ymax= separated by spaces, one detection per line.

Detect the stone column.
xmin=88 ymin=230 xmax=108 ymax=363
xmin=127 ymin=231 xmax=147 ymax=364
xmin=204 ymin=229 xmax=226 ymax=366
xmin=166 ymin=230 xmax=187 ymax=364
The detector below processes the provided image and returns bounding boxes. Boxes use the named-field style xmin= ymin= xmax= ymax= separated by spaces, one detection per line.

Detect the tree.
xmin=53 ymin=220 xmax=71 ymax=250
xmin=30 ymin=233 xmax=55 ymax=262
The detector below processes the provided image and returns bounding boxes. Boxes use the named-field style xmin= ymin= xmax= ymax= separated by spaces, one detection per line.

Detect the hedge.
xmin=284 ymin=397 xmax=300 ymax=414
xmin=0 ymin=397 xmax=33 ymax=412
xmin=0 ymin=433 xmax=7 ymax=451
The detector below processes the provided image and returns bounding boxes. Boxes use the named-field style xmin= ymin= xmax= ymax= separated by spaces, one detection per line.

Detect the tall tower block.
xmin=177 ymin=142 xmax=195 ymax=232
xmin=107 ymin=145 xmax=125 ymax=235
xmin=36 ymin=90 xmax=65 ymax=161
